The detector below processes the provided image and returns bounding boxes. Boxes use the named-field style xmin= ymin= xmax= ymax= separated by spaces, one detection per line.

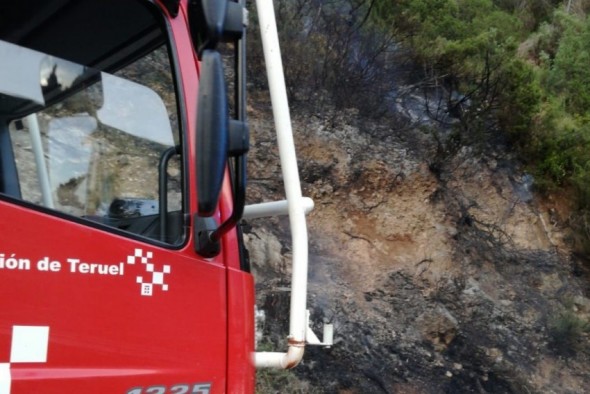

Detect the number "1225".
xmin=127 ymin=383 xmax=211 ymax=394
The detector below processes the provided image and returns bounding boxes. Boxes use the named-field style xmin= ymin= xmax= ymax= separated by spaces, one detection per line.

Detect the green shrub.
xmin=497 ymin=59 xmax=541 ymax=145
xmin=549 ymin=310 xmax=590 ymax=354
xmin=549 ymin=12 xmax=590 ymax=114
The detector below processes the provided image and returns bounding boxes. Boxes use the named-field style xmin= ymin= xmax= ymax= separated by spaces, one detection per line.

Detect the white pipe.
xmin=254 ymin=0 xmax=309 ymax=369
xmin=26 ymin=114 xmax=54 ymax=208
xmin=323 ymin=324 xmax=334 ymax=348
xmin=304 ymin=309 xmax=334 ymax=347
xmin=243 ymin=197 xmax=314 ymax=220
xmin=254 ymin=346 xmax=305 ymax=369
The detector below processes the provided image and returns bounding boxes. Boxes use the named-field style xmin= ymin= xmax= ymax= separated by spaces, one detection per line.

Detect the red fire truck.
xmin=0 ymin=0 xmax=331 ymax=392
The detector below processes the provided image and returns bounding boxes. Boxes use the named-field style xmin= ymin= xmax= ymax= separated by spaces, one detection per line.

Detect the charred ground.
xmin=245 ymin=94 xmax=590 ymax=393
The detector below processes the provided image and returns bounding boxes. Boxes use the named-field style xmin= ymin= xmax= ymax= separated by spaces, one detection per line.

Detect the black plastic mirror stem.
xmin=196 ymin=50 xmax=229 ymax=216
xmin=194 ymin=154 xmax=246 ymax=257
xmin=228 ymin=120 xmax=249 ymax=156
xmin=210 ymin=155 xmax=246 ymax=243
xmin=188 ymin=0 xmax=245 ymax=58
xmin=188 ymin=0 xmax=228 ymax=57
xmin=223 ymin=2 xmax=245 ymax=42
xmin=194 ymin=216 xmax=221 ymax=258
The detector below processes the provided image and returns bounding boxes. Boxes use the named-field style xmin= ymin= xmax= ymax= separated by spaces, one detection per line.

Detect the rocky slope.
xmin=245 ymin=91 xmax=590 ymax=393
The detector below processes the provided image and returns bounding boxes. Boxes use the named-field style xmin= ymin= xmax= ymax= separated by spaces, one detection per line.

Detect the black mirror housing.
xmin=196 ymin=50 xmax=229 ymax=216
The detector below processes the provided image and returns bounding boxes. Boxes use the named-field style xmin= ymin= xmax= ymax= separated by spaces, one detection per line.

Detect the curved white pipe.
xmin=254 ymin=346 xmax=305 ymax=369
xmin=254 ymin=0 xmax=310 ymax=369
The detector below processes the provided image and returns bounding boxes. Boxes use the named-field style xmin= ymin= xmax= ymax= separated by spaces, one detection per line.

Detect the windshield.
xmin=1 ymin=38 xmax=184 ymax=245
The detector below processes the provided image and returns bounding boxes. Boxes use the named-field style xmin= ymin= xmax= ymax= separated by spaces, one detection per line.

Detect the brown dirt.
xmin=247 ymin=98 xmax=590 ymax=393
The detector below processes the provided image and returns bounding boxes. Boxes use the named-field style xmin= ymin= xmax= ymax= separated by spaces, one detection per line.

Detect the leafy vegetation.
xmin=247 ymin=0 xmax=398 ymax=117
xmin=247 ymin=0 xmax=590 ymax=253
xmin=549 ymin=309 xmax=590 ymax=354
xmin=367 ymin=0 xmax=590 ymax=253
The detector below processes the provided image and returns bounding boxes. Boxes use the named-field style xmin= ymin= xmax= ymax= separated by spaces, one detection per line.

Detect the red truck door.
xmin=0 ymin=1 xmax=229 ymax=392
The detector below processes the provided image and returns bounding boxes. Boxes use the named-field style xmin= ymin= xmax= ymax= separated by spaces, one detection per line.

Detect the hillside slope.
xmin=245 ymin=92 xmax=590 ymax=393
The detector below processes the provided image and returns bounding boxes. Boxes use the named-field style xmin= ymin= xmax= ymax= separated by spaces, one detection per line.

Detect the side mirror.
xmin=192 ymin=0 xmax=249 ymax=258
xmin=188 ymin=0 xmax=244 ymax=58
xmin=196 ymin=50 xmax=229 ymax=216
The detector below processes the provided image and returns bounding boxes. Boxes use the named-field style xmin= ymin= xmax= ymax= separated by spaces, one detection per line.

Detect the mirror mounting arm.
xmin=194 ymin=122 xmax=248 ymax=257
xmin=194 ymin=153 xmax=245 ymax=257
xmin=209 ymin=154 xmax=246 ymax=243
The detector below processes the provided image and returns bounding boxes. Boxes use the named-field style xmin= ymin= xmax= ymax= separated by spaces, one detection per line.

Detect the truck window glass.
xmin=1 ymin=39 xmax=183 ymax=245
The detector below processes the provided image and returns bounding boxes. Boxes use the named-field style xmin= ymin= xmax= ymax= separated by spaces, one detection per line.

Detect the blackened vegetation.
xmin=253 ymin=123 xmax=589 ymax=393
xmin=299 ymin=162 xmax=335 ymax=185
xmin=247 ymin=0 xmax=399 ymax=118
xmin=294 ymin=191 xmax=586 ymax=394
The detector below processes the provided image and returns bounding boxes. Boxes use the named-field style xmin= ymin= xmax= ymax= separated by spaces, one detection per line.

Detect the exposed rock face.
xmin=246 ymin=93 xmax=590 ymax=393
xmin=416 ymin=306 xmax=459 ymax=352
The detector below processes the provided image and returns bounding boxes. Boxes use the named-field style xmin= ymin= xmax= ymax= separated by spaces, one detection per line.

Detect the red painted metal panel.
xmin=0 ymin=200 xmax=227 ymax=393
xmin=172 ymin=3 xmax=256 ymax=391
xmin=0 ymin=1 xmax=257 ymax=392
xmin=225 ymin=269 xmax=256 ymax=394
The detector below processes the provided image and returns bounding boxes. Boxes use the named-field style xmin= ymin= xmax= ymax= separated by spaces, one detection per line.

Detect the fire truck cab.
xmin=0 ymin=1 xmax=330 ymax=393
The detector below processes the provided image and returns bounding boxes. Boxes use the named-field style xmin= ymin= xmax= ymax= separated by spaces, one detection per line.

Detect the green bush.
xmin=497 ymin=59 xmax=541 ymax=145
xmin=549 ymin=310 xmax=590 ymax=354
xmin=549 ymin=12 xmax=590 ymax=114
xmin=531 ymin=96 xmax=590 ymax=199
xmin=250 ymin=0 xmax=590 ymax=255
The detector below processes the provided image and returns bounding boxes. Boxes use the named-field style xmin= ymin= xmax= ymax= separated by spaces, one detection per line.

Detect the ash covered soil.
xmin=245 ymin=92 xmax=590 ymax=394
